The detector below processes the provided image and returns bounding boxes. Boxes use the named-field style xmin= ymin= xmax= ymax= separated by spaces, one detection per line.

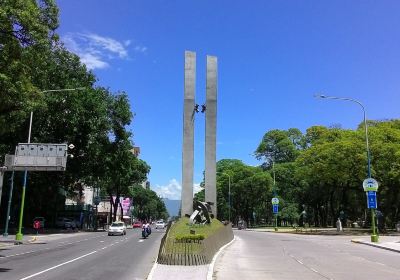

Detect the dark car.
xmin=55 ymin=217 xmax=76 ymax=229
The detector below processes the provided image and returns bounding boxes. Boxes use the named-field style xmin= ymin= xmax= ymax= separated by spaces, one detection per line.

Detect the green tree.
xmin=255 ymin=129 xmax=305 ymax=169
xmin=131 ymin=187 xmax=168 ymax=221
xmin=0 ymin=0 xmax=59 ymax=138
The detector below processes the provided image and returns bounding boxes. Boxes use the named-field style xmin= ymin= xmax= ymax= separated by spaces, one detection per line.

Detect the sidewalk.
xmin=351 ymin=235 xmax=400 ymax=253
xmin=0 ymin=234 xmax=33 ymax=246
xmin=149 ymin=263 xmax=210 ymax=280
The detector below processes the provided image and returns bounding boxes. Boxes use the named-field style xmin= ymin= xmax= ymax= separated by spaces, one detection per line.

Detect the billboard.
xmin=112 ymin=196 xmax=132 ymax=216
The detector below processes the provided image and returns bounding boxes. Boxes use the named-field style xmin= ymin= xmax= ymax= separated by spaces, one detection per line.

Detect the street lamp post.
xmin=15 ymin=87 xmax=84 ymax=242
xmin=315 ymin=94 xmax=378 ymax=242
xmin=217 ymin=172 xmax=231 ymax=223
xmin=272 ymin=161 xmax=278 ymax=231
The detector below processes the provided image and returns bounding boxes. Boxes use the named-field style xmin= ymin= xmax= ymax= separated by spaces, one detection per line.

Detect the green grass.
xmin=162 ymin=218 xmax=224 ymax=254
xmin=167 ymin=217 xmax=224 ymax=240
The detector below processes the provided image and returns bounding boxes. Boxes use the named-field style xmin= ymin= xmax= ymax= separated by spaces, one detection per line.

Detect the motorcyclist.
xmin=145 ymin=221 xmax=151 ymax=235
xmin=142 ymin=220 xmax=151 ymax=238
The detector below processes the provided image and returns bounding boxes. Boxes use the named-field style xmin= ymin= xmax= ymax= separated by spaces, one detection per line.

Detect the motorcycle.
xmin=142 ymin=224 xmax=151 ymax=238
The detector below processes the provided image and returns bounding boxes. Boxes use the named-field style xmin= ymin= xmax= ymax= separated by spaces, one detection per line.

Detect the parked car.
xmin=132 ymin=221 xmax=142 ymax=228
xmin=108 ymin=222 xmax=126 ymax=236
xmin=55 ymin=217 xmax=76 ymax=229
xmin=33 ymin=217 xmax=45 ymax=228
xmin=155 ymin=220 xmax=166 ymax=229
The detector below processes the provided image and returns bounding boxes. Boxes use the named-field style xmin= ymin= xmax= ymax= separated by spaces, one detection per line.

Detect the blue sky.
xmin=56 ymin=0 xmax=400 ymax=199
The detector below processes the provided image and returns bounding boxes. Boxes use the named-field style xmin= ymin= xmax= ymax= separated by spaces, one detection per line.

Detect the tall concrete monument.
xmin=205 ymin=56 xmax=218 ymax=216
xmin=181 ymin=51 xmax=196 ymax=217
xmin=181 ymin=51 xmax=218 ymax=218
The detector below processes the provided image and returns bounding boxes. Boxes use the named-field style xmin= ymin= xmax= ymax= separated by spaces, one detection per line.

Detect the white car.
xmin=155 ymin=220 xmax=166 ymax=229
xmin=108 ymin=222 xmax=127 ymax=236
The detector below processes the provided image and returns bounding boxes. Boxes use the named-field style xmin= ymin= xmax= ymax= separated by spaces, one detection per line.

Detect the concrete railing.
xmin=157 ymin=223 xmax=233 ymax=266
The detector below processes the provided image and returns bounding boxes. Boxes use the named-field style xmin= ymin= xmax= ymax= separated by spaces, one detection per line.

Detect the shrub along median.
xmin=168 ymin=217 xmax=223 ymax=240
xmin=158 ymin=217 xmax=233 ymax=265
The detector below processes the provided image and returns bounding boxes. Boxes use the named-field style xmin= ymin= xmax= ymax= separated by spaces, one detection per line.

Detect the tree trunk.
xmin=329 ymin=190 xmax=336 ymax=227
xmin=108 ymin=195 xmax=113 ymax=224
xmin=314 ymin=205 xmax=320 ymax=227
xmin=113 ymin=195 xmax=119 ymax=222
xmin=119 ymin=202 xmax=123 ymax=220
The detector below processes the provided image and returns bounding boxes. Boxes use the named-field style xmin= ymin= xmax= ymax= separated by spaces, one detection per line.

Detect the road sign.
xmin=367 ymin=191 xmax=377 ymax=209
xmin=271 ymin=197 xmax=279 ymax=205
xmin=273 ymin=204 xmax=279 ymax=214
xmin=363 ymin=178 xmax=379 ymax=192
xmin=10 ymin=143 xmax=68 ymax=171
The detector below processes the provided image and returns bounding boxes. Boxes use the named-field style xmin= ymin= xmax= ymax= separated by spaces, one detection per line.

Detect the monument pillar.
xmin=181 ymin=51 xmax=196 ymax=217
xmin=205 ymin=55 xmax=218 ymax=217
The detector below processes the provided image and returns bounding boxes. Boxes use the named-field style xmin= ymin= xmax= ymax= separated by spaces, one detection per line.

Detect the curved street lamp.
xmin=314 ymin=94 xmax=378 ymax=242
xmin=272 ymin=160 xmax=279 ymax=231
xmin=216 ymin=172 xmax=232 ymax=223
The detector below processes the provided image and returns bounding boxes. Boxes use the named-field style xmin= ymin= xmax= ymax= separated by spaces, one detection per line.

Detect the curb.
xmin=351 ymin=239 xmax=400 ymax=253
xmin=147 ymin=261 xmax=158 ymax=280
xmin=207 ymin=236 xmax=236 ymax=280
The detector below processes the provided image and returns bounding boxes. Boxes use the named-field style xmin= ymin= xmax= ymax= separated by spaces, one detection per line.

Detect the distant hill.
xmin=163 ymin=198 xmax=181 ymax=217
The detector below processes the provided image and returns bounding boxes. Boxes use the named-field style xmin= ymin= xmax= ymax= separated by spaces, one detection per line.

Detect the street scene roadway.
xmin=0 ymin=227 xmax=164 ymax=280
xmin=212 ymin=230 xmax=400 ymax=280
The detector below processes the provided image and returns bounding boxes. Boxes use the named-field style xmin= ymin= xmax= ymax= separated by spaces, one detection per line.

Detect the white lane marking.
xmin=1 ymin=234 xmax=110 ymax=259
xmin=84 ymin=238 xmax=88 ymax=241
xmin=138 ymin=240 xmax=144 ymax=243
xmin=19 ymin=250 xmax=97 ymax=280
xmin=288 ymin=253 xmax=333 ymax=280
xmin=101 ymin=246 xmax=107 ymax=250
xmin=100 ymin=240 xmax=105 ymax=243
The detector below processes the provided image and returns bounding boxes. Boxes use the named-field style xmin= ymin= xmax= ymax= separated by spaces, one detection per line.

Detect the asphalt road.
xmin=213 ymin=230 xmax=400 ymax=280
xmin=0 ymin=227 xmax=164 ymax=280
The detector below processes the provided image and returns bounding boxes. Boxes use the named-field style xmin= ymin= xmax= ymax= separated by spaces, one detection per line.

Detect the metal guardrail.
xmin=157 ymin=223 xmax=233 ymax=266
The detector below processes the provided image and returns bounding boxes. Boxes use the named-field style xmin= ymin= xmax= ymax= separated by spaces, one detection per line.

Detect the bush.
xmin=175 ymin=234 xmax=205 ymax=242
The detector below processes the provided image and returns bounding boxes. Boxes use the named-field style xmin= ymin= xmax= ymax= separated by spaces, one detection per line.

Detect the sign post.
xmin=12 ymin=143 xmax=70 ymax=243
xmin=271 ymin=197 xmax=279 ymax=232
xmin=363 ymin=178 xmax=379 ymax=242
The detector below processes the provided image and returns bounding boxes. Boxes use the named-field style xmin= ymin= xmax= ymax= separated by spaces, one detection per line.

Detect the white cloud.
xmin=84 ymin=33 xmax=127 ymax=58
xmin=134 ymin=45 xmax=147 ymax=53
xmin=193 ymin=183 xmax=204 ymax=194
xmin=124 ymin=39 xmax=131 ymax=46
xmin=152 ymin=179 xmax=202 ymax=200
xmin=62 ymin=32 xmax=147 ymax=70
xmin=80 ymin=52 xmax=109 ymax=70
